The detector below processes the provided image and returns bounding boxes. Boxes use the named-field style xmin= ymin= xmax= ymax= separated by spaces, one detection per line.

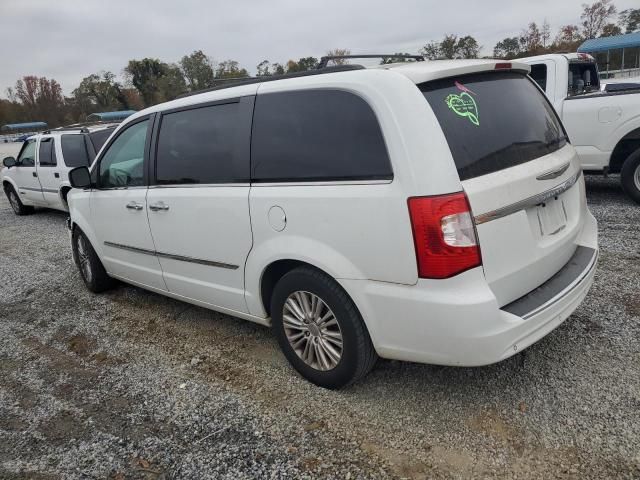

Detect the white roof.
xmin=128 ymin=58 xmax=532 ymax=122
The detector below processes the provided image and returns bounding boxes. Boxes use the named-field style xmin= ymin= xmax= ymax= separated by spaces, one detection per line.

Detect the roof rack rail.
xmin=317 ymin=54 xmax=425 ymax=69
xmin=177 ymin=64 xmax=365 ymax=99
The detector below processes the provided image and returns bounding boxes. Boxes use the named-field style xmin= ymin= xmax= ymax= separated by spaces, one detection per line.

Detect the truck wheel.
xmin=271 ymin=266 xmax=378 ymax=389
xmin=71 ymin=228 xmax=116 ymax=293
xmin=620 ymin=150 xmax=640 ymax=205
xmin=4 ymin=185 xmax=34 ymax=215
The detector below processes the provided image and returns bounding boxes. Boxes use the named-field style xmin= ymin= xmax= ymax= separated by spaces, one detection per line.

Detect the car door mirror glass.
xmin=69 ymin=166 xmax=92 ymax=189
xmin=3 ymin=156 xmax=16 ymax=168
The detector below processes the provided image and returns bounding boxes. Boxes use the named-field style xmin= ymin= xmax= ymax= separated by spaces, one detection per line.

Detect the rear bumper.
xmin=340 ymin=211 xmax=598 ymax=366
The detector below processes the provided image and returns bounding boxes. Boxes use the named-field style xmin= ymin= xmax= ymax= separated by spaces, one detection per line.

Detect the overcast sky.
xmin=0 ymin=0 xmax=636 ymax=96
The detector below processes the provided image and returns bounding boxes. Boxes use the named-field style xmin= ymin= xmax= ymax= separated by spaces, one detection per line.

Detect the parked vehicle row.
xmin=1 ymin=124 xmax=117 ymax=214
xmin=49 ymin=57 xmax=599 ymax=388
xmin=521 ymin=53 xmax=640 ymax=203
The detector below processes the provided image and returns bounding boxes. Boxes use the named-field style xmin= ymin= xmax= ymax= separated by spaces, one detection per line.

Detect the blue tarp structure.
xmin=578 ymin=32 xmax=640 ymax=53
xmin=1 ymin=121 xmax=48 ymax=132
xmin=578 ymin=32 xmax=640 ymax=78
xmin=86 ymin=110 xmax=136 ymax=122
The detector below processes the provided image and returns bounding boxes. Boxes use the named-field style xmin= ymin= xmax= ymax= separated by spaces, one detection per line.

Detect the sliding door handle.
xmin=126 ymin=202 xmax=144 ymax=211
xmin=149 ymin=202 xmax=169 ymax=212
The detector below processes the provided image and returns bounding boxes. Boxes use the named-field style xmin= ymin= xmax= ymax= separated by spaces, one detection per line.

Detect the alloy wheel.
xmin=76 ymin=235 xmax=93 ymax=283
xmin=282 ymin=291 xmax=343 ymax=371
xmin=634 ymin=163 xmax=640 ymax=192
xmin=8 ymin=191 xmax=20 ymax=214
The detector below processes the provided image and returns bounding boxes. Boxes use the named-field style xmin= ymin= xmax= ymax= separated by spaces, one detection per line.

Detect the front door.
xmin=146 ymin=99 xmax=254 ymax=312
xmin=36 ymin=136 xmax=64 ymax=208
xmin=13 ymin=139 xmax=45 ymax=204
xmin=90 ymin=117 xmax=166 ymax=291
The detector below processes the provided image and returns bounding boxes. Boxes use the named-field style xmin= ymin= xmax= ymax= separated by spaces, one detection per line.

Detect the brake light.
xmin=494 ymin=62 xmax=512 ymax=70
xmin=407 ymin=192 xmax=482 ymax=279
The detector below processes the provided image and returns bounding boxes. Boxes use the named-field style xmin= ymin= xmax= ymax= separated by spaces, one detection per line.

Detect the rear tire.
xmin=620 ymin=149 xmax=640 ymax=205
xmin=4 ymin=185 xmax=34 ymax=215
xmin=271 ymin=266 xmax=377 ymax=389
xmin=71 ymin=228 xmax=116 ymax=293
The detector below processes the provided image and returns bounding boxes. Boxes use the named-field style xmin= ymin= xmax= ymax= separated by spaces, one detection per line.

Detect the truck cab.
xmin=521 ymin=53 xmax=640 ymax=203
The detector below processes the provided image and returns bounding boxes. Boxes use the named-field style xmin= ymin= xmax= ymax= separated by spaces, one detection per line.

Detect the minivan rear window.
xmin=420 ymin=71 xmax=567 ymax=181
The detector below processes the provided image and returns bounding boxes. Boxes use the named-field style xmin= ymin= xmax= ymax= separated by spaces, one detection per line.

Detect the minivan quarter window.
xmin=98 ymin=119 xmax=149 ymax=188
xmin=251 ymin=89 xmax=392 ymax=182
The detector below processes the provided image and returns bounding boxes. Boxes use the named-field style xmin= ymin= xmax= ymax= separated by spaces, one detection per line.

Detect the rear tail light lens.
xmin=408 ymin=192 xmax=482 ymax=279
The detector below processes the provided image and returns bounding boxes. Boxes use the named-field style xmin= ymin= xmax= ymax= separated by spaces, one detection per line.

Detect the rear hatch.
xmin=420 ymin=70 xmax=586 ymax=307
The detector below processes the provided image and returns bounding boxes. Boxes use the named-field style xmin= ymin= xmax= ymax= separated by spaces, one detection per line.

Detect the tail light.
xmin=407 ymin=192 xmax=482 ymax=279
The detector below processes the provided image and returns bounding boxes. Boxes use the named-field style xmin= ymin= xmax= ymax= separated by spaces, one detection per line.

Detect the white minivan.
xmin=66 ymin=57 xmax=598 ymax=388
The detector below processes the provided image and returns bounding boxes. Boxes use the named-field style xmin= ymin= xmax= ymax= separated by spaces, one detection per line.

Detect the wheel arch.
xmin=260 ymin=259 xmax=333 ymax=318
xmin=609 ymin=126 xmax=640 ymax=173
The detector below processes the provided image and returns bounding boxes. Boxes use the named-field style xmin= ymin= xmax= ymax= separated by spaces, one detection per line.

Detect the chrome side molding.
xmin=475 ymin=170 xmax=582 ymax=225
xmin=104 ymin=241 xmax=238 ymax=270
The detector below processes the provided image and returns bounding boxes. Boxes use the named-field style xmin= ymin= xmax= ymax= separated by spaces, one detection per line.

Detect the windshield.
xmin=420 ymin=71 xmax=567 ymax=181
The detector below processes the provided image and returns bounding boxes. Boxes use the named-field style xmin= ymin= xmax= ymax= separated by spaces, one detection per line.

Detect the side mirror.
xmin=3 ymin=157 xmax=16 ymax=168
xmin=69 ymin=166 xmax=92 ymax=189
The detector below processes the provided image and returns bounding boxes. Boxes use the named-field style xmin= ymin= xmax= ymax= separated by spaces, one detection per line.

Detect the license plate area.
xmin=536 ymin=197 xmax=567 ymax=236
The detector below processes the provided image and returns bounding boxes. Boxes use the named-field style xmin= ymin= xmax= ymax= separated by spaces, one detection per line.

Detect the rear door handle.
xmin=149 ymin=202 xmax=170 ymax=211
xmin=32 ymin=172 xmax=37 ymax=177
xmin=54 ymin=172 xmax=60 ymax=178
xmin=126 ymin=202 xmax=144 ymax=211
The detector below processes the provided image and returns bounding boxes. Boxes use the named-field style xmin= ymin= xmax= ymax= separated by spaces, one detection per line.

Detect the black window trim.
xmin=149 ymin=96 xmax=253 ymax=187
xmin=249 ymin=87 xmax=394 ymax=184
xmin=94 ymin=113 xmax=155 ymax=190
xmin=37 ymin=137 xmax=57 ymax=167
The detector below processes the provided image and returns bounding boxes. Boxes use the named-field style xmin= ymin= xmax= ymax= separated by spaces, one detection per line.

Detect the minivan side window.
xmin=38 ymin=138 xmax=57 ymax=167
xmin=251 ymin=89 xmax=392 ymax=182
xmin=98 ymin=120 xmax=149 ymax=189
xmin=155 ymin=102 xmax=245 ymax=185
xmin=61 ymin=135 xmax=90 ymax=168
xmin=17 ymin=140 xmax=36 ymax=167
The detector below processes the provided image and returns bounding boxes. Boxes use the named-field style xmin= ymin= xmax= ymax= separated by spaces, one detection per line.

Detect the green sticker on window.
xmin=445 ymin=82 xmax=479 ymax=126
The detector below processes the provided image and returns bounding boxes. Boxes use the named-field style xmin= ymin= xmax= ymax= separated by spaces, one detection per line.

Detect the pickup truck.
xmin=520 ymin=53 xmax=640 ymax=204
xmin=1 ymin=124 xmax=116 ymax=215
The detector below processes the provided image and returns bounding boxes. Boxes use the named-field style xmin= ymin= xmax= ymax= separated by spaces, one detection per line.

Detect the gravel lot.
xmin=0 ymin=175 xmax=638 ymax=479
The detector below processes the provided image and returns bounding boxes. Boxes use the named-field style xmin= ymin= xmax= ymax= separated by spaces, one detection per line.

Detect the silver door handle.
xmin=149 ymin=202 xmax=169 ymax=211
xmin=126 ymin=202 xmax=144 ymax=211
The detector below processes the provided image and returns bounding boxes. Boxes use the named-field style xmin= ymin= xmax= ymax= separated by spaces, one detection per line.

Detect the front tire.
xmin=5 ymin=186 xmax=34 ymax=215
xmin=620 ymin=149 xmax=640 ymax=205
xmin=71 ymin=229 xmax=116 ymax=293
xmin=271 ymin=266 xmax=377 ymax=389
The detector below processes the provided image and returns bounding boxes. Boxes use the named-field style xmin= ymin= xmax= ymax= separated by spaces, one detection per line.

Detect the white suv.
xmin=66 ymin=58 xmax=598 ymax=388
xmin=1 ymin=125 xmax=117 ymax=214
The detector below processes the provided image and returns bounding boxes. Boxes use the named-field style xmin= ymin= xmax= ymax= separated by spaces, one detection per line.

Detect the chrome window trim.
xmin=103 ymin=241 xmax=238 ymax=270
xmin=474 ymin=170 xmax=582 ymax=225
xmin=251 ymin=179 xmax=393 ymax=187
xmin=147 ymin=183 xmax=250 ymax=189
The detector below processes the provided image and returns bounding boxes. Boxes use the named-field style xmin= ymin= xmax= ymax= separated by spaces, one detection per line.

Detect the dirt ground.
xmin=0 ymin=175 xmax=639 ymax=479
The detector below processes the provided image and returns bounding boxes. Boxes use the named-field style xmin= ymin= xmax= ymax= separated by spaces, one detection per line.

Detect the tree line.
xmin=1 ymin=1 xmax=637 ymax=129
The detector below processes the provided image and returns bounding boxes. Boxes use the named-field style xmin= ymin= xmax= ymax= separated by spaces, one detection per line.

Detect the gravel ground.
xmin=0 ymin=175 xmax=638 ymax=479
